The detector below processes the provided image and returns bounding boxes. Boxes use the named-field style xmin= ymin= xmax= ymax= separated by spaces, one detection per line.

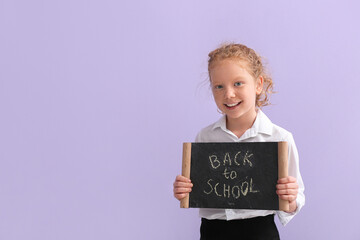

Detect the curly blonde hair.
xmin=208 ymin=43 xmax=274 ymax=108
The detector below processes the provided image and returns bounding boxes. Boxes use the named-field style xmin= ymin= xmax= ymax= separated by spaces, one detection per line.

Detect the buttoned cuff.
xmin=277 ymin=197 xmax=305 ymax=226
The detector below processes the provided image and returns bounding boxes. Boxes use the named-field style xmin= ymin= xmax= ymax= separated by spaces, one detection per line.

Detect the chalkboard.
xmin=180 ymin=142 xmax=289 ymax=211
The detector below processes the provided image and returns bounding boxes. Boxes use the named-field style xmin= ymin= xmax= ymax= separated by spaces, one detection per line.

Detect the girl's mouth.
xmin=224 ymin=101 xmax=242 ymax=109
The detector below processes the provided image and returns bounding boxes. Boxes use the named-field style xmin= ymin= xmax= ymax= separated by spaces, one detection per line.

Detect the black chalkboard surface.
xmin=181 ymin=142 xmax=289 ymax=211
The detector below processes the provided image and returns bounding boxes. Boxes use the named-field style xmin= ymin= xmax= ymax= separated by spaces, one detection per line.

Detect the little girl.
xmin=173 ymin=43 xmax=305 ymax=240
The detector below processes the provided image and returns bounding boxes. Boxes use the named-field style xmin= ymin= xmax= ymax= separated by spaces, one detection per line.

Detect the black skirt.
xmin=200 ymin=214 xmax=280 ymax=240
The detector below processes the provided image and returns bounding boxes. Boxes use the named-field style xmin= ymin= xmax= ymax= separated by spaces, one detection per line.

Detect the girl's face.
xmin=210 ymin=59 xmax=263 ymax=122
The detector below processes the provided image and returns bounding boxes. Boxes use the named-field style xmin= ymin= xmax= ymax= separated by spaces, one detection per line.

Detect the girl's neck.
xmin=225 ymin=109 xmax=258 ymax=138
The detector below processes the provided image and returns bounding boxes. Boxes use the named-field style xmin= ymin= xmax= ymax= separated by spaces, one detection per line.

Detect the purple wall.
xmin=1 ymin=0 xmax=360 ymax=239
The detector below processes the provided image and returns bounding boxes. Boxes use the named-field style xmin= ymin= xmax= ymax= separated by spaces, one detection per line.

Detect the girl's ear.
xmin=256 ymin=76 xmax=264 ymax=95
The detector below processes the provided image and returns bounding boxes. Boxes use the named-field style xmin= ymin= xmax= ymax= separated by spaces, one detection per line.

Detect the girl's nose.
xmin=224 ymin=87 xmax=236 ymax=99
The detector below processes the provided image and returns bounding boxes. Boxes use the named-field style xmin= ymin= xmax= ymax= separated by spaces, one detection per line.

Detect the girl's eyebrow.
xmin=211 ymin=75 xmax=247 ymax=84
xmin=210 ymin=80 xmax=222 ymax=85
xmin=233 ymin=76 xmax=246 ymax=81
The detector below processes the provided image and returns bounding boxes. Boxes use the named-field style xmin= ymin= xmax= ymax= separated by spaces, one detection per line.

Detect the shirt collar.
xmin=252 ymin=109 xmax=273 ymax=136
xmin=212 ymin=114 xmax=227 ymax=131
xmin=211 ymin=109 xmax=273 ymax=136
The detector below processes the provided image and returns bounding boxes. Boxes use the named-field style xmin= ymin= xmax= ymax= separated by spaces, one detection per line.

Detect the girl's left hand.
xmin=276 ymin=176 xmax=298 ymax=213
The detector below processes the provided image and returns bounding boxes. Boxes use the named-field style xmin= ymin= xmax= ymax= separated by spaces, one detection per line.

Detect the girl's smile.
xmin=224 ymin=101 xmax=242 ymax=109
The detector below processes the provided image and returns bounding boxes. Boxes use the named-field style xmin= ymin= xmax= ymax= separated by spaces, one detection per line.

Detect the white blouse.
xmin=195 ymin=109 xmax=305 ymax=226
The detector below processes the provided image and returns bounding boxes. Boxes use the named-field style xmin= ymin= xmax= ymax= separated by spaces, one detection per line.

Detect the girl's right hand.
xmin=173 ymin=175 xmax=193 ymax=201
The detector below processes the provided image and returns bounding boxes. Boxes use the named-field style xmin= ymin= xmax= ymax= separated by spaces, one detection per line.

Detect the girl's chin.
xmin=226 ymin=114 xmax=243 ymax=119
xmin=225 ymin=109 xmax=257 ymax=120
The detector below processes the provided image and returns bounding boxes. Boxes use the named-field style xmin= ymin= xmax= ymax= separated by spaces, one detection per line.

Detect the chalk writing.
xmin=203 ymin=178 xmax=259 ymax=199
xmin=204 ymin=150 xmax=259 ymax=200
xmin=223 ymin=152 xmax=231 ymax=166
xmin=209 ymin=151 xmax=254 ymax=169
xmin=209 ymin=155 xmax=220 ymax=169
xmin=222 ymin=168 xmax=237 ymax=179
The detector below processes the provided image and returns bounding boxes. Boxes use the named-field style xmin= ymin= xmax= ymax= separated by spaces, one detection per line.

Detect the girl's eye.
xmin=214 ymin=85 xmax=223 ymax=89
xmin=234 ymin=82 xmax=242 ymax=87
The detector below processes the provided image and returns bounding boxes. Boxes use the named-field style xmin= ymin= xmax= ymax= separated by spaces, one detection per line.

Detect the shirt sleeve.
xmin=276 ymin=133 xmax=305 ymax=226
xmin=194 ymin=131 xmax=202 ymax=143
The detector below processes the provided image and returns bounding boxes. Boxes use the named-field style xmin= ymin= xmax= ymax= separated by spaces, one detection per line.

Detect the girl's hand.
xmin=276 ymin=176 xmax=298 ymax=213
xmin=173 ymin=175 xmax=193 ymax=201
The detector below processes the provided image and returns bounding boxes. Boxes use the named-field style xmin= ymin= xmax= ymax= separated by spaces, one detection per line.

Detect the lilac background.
xmin=1 ymin=0 xmax=360 ymax=239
